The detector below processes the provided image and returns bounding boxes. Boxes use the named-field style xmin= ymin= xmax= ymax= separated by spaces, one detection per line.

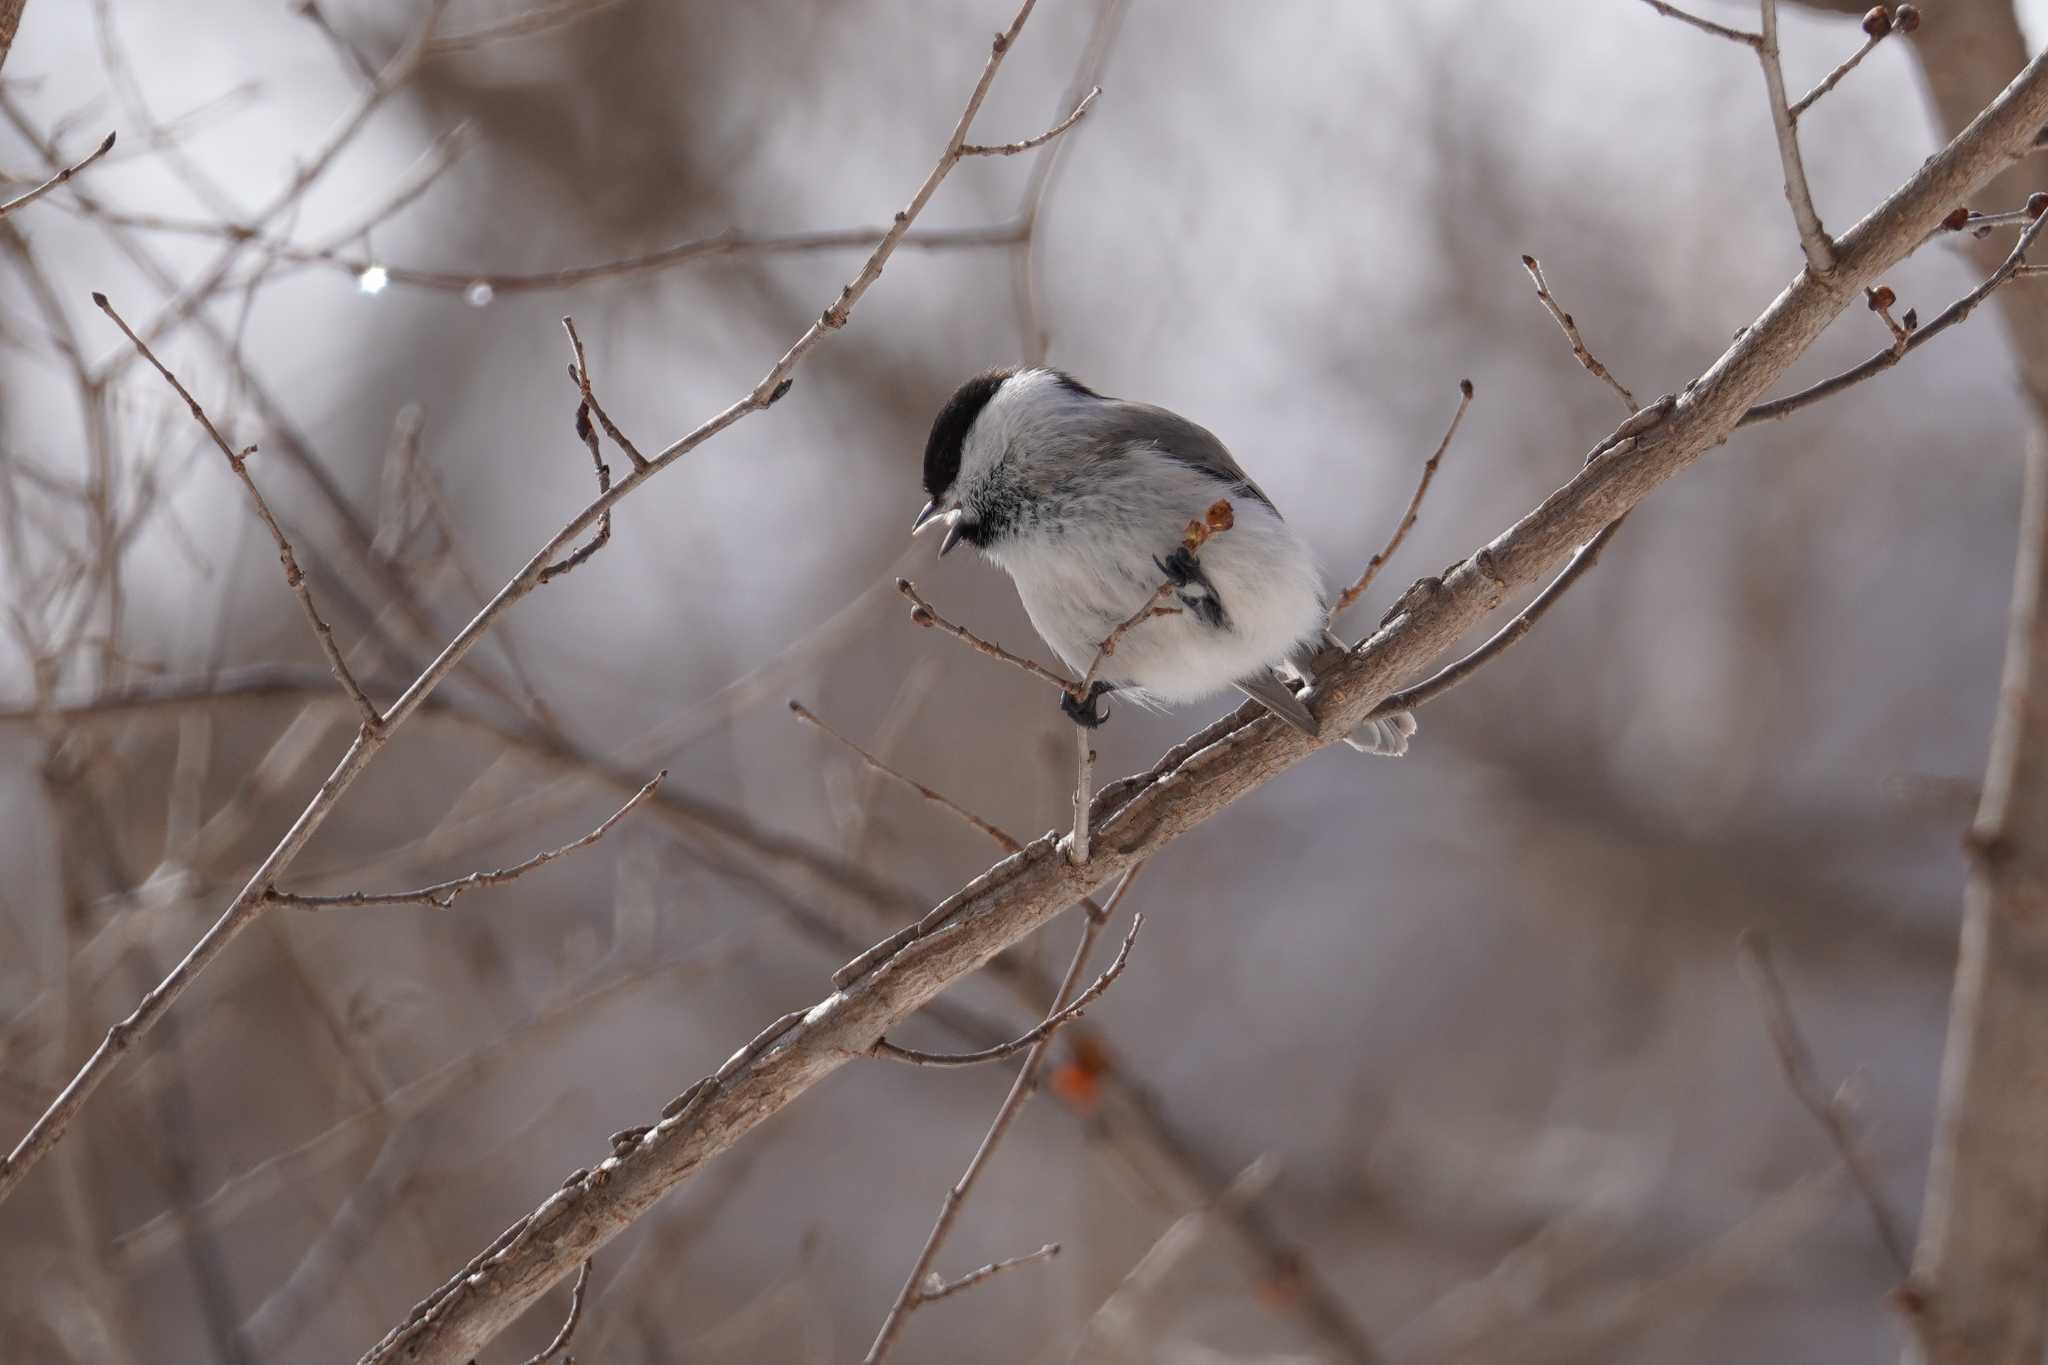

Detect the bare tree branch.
xmin=562 ymin=316 xmax=648 ymax=471
xmin=870 ymin=912 xmax=1141 ymax=1067
xmin=1759 ymin=0 xmax=1838 ymax=271
xmin=91 ymin=293 xmax=384 ymax=730
xmin=1522 ymin=256 xmax=1635 ymax=410
xmin=1787 ymin=7 xmax=1905 ymax=119
xmin=1635 ymin=0 xmax=1761 ymax=46
xmin=343 ymin=48 xmax=2048 ymax=1364
xmin=0 ymin=0 xmax=1062 ymax=1214
xmin=0 ymin=130 xmax=115 ymax=220
xmin=264 ymin=771 xmax=661 ymax=909
xmin=915 ymin=1243 xmax=1059 ymax=1302
xmin=1331 ymin=382 xmax=1473 ymax=620
xmin=789 ymin=701 xmax=1021 ymax=853
xmin=960 ymin=85 xmax=1099 ymax=156
xmin=897 ymin=577 xmax=1076 ymax=694
xmin=1743 ymin=202 xmax=2048 ymax=426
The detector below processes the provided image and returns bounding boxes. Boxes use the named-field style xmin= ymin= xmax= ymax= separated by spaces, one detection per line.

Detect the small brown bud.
xmin=1861 ymin=5 xmax=1890 ymax=37
xmin=1867 ymin=285 xmax=1896 ymax=311
xmin=1902 ymin=308 xmax=1919 ymax=330
xmin=1459 ymin=377 xmax=1475 ymax=398
xmin=1892 ymin=4 xmax=1919 ymax=32
xmin=1204 ymin=498 xmax=1235 ymax=534
xmin=1943 ymin=206 xmax=1971 ymax=232
xmin=2028 ymin=191 xmax=2048 ymax=219
xmin=909 ymin=605 xmax=935 ymax=628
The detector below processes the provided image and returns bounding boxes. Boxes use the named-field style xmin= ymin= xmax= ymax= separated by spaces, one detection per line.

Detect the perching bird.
xmin=911 ymin=367 xmax=1415 ymax=755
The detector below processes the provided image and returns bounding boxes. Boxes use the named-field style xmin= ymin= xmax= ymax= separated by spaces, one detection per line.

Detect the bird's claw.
xmin=1061 ymin=680 xmax=1115 ymax=729
xmin=1153 ymin=546 xmax=1200 ymax=588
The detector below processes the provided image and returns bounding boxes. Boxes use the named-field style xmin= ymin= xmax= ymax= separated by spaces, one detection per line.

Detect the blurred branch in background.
xmin=7 ymin=0 xmax=2048 ymax=1362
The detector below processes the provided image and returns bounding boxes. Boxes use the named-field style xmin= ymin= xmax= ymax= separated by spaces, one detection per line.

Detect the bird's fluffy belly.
xmin=992 ymin=505 xmax=1326 ymax=705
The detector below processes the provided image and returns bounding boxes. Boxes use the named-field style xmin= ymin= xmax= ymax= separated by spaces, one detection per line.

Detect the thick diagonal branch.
xmin=355 ymin=44 xmax=2048 ymax=1365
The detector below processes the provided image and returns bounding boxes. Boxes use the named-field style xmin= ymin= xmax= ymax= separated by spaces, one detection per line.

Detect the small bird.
xmin=912 ymin=367 xmax=1415 ymax=755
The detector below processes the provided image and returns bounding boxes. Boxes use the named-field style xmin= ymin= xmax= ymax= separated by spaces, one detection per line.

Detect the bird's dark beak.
xmin=911 ymin=498 xmax=970 ymax=556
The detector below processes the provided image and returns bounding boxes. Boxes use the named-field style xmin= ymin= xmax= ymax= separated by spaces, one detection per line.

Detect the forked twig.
xmin=92 ymin=292 xmax=383 ymax=729
xmin=863 ymin=862 xmax=1145 ymax=1363
xmin=266 ymin=772 xmax=662 ymax=909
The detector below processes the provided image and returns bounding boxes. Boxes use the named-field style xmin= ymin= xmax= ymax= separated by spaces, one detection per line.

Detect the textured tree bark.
xmin=0 ymin=0 xmax=24 ymax=77
xmin=1913 ymin=430 xmax=2048 ymax=1365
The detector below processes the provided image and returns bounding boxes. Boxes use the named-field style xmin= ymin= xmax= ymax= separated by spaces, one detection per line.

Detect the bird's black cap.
xmin=922 ymin=369 xmax=1010 ymax=499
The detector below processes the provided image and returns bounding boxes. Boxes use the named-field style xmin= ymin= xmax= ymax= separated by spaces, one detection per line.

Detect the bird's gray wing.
xmin=1101 ymin=401 xmax=1278 ymax=513
xmin=1233 ymin=669 xmax=1320 ymax=737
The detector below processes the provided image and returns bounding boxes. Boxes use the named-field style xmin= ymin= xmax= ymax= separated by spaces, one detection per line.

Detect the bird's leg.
xmin=1061 ymin=680 xmax=1116 ymax=729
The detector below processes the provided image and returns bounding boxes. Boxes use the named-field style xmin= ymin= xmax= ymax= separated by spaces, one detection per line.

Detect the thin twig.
xmin=1788 ymin=23 xmax=1888 ymax=119
xmin=918 ymin=1244 xmax=1059 ymax=1301
xmin=540 ymin=368 xmax=614 ymax=585
xmin=0 ymin=0 xmax=1061 ymax=1224
xmin=1332 ymin=381 xmax=1473 ymax=619
xmin=266 ymin=772 xmax=662 ymax=909
xmin=562 ymin=315 xmax=648 ymax=470
xmin=231 ymin=220 xmax=1028 ymax=297
xmin=960 ymin=86 xmax=1099 ymax=156
xmin=897 ymin=577 xmax=1075 ymax=694
xmin=1070 ymin=726 xmax=1093 ymax=865
xmin=1737 ymin=931 xmax=1914 ymax=1275
xmin=91 ymin=293 xmax=382 ymax=729
xmin=872 ymin=913 xmax=1140 ymax=1066
xmin=864 ymin=864 xmax=1144 ymax=1364
xmin=427 ymin=0 xmax=620 ymax=57
xmin=1636 ymin=0 xmax=1761 ymax=45
xmin=0 ymin=130 xmax=115 ymax=219
xmin=1522 ymin=256 xmax=1635 ymax=410
xmin=1076 ymin=584 xmax=1179 ymax=694
xmin=1370 ymin=518 xmax=1626 ymax=721
xmin=519 ymin=1258 xmax=592 ymax=1365
xmin=789 ymin=701 xmax=1021 ymax=853
xmin=1758 ymin=0 xmax=1837 ymax=272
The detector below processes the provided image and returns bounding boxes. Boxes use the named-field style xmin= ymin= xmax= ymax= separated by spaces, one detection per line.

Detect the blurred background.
xmin=1 ymin=0 xmax=2042 ymax=1360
